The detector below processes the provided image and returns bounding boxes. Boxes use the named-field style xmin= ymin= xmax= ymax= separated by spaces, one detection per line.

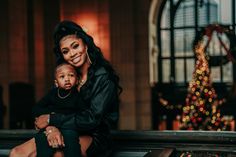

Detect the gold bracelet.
xmin=44 ymin=129 xmax=53 ymax=136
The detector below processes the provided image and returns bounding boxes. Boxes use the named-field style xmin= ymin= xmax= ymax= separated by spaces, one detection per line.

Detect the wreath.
xmin=193 ymin=24 xmax=236 ymax=66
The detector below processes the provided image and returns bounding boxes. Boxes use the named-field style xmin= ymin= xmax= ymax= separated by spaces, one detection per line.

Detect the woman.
xmin=9 ymin=20 xmax=121 ymax=157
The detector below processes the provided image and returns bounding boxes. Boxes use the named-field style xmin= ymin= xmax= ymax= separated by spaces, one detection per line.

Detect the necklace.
xmin=57 ymin=88 xmax=71 ymax=99
xmin=78 ymin=78 xmax=86 ymax=88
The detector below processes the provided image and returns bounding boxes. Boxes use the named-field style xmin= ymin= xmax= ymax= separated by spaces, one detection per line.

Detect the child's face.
xmin=55 ymin=64 xmax=78 ymax=90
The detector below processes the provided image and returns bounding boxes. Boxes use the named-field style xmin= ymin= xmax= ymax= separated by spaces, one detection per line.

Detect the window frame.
xmin=157 ymin=0 xmax=236 ymax=85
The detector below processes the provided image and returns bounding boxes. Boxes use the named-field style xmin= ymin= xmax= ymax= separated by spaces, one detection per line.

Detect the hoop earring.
xmin=86 ymin=49 xmax=92 ymax=64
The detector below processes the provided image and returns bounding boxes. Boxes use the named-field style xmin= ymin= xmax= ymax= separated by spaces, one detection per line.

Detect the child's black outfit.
xmin=33 ymin=86 xmax=85 ymax=157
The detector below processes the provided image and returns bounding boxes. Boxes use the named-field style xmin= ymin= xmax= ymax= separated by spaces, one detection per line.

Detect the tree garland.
xmin=193 ymin=24 xmax=236 ymax=66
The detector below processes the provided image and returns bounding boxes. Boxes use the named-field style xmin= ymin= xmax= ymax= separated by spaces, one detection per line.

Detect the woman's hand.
xmin=35 ymin=114 xmax=49 ymax=129
xmin=45 ymin=126 xmax=65 ymax=148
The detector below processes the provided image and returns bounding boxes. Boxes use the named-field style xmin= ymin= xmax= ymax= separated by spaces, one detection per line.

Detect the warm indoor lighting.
xmin=64 ymin=13 xmax=110 ymax=60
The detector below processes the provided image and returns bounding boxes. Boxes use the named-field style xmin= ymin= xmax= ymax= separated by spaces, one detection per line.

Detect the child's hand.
xmin=35 ymin=114 xmax=49 ymax=129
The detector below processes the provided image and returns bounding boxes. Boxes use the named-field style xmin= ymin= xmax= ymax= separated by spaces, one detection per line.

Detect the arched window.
xmin=157 ymin=0 xmax=235 ymax=84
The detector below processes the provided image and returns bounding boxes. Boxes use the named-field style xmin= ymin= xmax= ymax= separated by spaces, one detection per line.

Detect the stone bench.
xmin=1 ymin=130 xmax=236 ymax=156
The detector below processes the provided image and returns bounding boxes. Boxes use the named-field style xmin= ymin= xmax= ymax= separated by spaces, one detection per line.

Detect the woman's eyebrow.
xmin=71 ymin=41 xmax=78 ymax=46
xmin=61 ymin=41 xmax=78 ymax=50
xmin=61 ymin=47 xmax=68 ymax=50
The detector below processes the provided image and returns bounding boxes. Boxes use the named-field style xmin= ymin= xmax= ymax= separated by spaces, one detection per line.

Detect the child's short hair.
xmin=54 ymin=63 xmax=77 ymax=78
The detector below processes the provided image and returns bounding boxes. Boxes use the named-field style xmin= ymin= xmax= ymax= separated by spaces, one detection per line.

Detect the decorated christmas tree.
xmin=181 ymin=40 xmax=226 ymax=131
xmin=157 ymin=24 xmax=236 ymax=131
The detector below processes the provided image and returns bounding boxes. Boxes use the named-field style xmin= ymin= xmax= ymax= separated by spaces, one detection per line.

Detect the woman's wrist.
xmin=46 ymin=126 xmax=55 ymax=131
xmin=44 ymin=126 xmax=55 ymax=136
xmin=47 ymin=114 xmax=50 ymax=125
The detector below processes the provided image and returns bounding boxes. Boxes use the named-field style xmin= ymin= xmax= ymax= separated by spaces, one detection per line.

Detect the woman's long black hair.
xmin=53 ymin=20 xmax=122 ymax=95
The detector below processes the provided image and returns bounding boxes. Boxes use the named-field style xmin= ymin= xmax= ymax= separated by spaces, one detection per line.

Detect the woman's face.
xmin=59 ymin=35 xmax=88 ymax=68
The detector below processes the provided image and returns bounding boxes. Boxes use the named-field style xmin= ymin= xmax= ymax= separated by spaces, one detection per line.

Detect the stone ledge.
xmin=1 ymin=130 xmax=236 ymax=156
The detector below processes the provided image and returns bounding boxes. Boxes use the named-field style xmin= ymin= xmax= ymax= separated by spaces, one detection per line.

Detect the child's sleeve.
xmin=32 ymin=89 xmax=53 ymax=118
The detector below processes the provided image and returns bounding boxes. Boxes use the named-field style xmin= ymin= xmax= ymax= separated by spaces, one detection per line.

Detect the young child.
xmin=32 ymin=63 xmax=84 ymax=157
